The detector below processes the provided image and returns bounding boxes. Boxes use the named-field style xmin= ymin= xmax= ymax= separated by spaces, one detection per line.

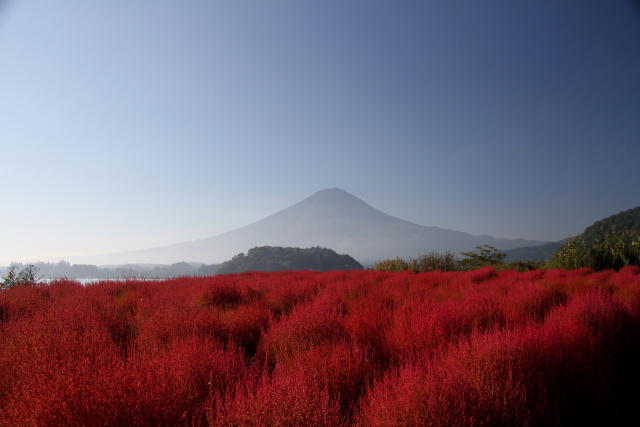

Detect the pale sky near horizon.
xmin=1 ymin=1 xmax=639 ymax=264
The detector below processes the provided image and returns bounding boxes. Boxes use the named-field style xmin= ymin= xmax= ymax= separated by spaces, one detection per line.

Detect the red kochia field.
xmin=2 ymin=268 xmax=640 ymax=426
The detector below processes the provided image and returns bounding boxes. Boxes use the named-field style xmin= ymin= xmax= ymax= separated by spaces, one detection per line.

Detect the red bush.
xmin=1 ymin=268 xmax=639 ymax=425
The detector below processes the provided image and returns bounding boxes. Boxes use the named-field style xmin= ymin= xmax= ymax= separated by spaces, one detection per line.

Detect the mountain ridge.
xmin=73 ymin=188 xmax=549 ymax=265
xmin=503 ymin=206 xmax=640 ymax=262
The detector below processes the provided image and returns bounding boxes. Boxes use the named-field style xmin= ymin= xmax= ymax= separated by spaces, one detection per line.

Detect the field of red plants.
xmin=2 ymin=267 xmax=640 ymax=426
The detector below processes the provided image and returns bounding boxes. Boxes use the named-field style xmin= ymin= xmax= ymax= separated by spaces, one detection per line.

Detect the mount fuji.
xmin=84 ymin=188 xmax=548 ymax=265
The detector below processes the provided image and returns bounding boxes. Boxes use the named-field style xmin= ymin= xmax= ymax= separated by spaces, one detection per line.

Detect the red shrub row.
xmin=1 ymin=267 xmax=639 ymax=425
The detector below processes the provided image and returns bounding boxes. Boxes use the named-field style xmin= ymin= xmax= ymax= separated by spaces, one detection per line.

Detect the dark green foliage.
xmin=1 ymin=264 xmax=41 ymax=289
xmin=376 ymin=248 xmax=510 ymax=273
xmin=581 ymin=207 xmax=640 ymax=245
xmin=373 ymin=251 xmax=540 ymax=273
xmin=375 ymin=251 xmax=458 ymax=272
xmin=547 ymin=229 xmax=640 ymax=271
xmin=458 ymin=245 xmax=506 ymax=270
xmin=374 ymin=257 xmax=412 ymax=272
xmin=410 ymin=251 xmax=458 ymax=272
xmin=546 ymin=205 xmax=640 ymax=271
xmin=217 ymin=246 xmax=363 ymax=274
xmin=505 ymin=206 xmax=639 ymax=263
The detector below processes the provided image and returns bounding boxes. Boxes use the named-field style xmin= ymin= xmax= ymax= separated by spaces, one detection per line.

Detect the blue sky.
xmin=1 ymin=1 xmax=639 ymax=264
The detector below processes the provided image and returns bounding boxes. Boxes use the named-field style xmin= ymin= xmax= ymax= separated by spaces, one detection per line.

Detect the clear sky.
xmin=1 ymin=1 xmax=639 ymax=264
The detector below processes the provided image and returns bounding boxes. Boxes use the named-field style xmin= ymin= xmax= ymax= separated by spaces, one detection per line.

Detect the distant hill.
xmin=82 ymin=188 xmax=549 ymax=265
xmin=216 ymin=246 xmax=363 ymax=274
xmin=504 ymin=206 xmax=640 ymax=262
xmin=581 ymin=206 xmax=640 ymax=244
xmin=546 ymin=206 xmax=640 ymax=271
xmin=504 ymin=240 xmax=566 ymax=262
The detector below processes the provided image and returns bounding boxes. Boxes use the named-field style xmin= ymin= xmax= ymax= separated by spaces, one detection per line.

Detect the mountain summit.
xmin=85 ymin=188 xmax=548 ymax=265
xmin=237 ymin=188 xmax=416 ymax=238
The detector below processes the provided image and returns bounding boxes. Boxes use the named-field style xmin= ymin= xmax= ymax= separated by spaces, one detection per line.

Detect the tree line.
xmin=4 ymin=226 xmax=640 ymax=289
xmin=375 ymin=228 xmax=640 ymax=273
xmin=0 ymin=260 xmax=222 ymax=286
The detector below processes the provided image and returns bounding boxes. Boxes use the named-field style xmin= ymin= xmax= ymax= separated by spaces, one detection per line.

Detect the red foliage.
xmin=1 ymin=268 xmax=640 ymax=425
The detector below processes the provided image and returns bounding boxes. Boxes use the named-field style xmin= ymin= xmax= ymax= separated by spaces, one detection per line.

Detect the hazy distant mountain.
xmin=85 ymin=188 xmax=549 ymax=265
xmin=504 ymin=240 xmax=566 ymax=262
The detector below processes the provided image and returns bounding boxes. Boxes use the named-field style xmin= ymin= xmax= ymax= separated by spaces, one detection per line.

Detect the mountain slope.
xmin=504 ymin=240 xmax=566 ymax=262
xmin=581 ymin=206 xmax=640 ymax=244
xmin=83 ymin=188 xmax=549 ymax=265
xmin=504 ymin=206 xmax=640 ymax=262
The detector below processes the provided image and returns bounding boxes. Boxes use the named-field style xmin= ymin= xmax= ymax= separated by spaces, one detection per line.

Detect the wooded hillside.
xmin=217 ymin=246 xmax=363 ymax=274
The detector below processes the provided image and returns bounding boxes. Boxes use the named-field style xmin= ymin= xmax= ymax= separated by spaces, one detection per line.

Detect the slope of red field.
xmin=1 ymin=267 xmax=639 ymax=425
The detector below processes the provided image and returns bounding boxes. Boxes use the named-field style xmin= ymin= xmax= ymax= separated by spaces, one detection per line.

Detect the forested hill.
xmin=504 ymin=206 xmax=640 ymax=262
xmin=216 ymin=246 xmax=363 ymax=274
xmin=581 ymin=206 xmax=640 ymax=243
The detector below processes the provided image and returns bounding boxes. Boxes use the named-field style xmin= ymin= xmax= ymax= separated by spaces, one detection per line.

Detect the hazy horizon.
xmin=1 ymin=1 xmax=639 ymax=264
xmin=55 ymin=187 xmax=555 ymax=266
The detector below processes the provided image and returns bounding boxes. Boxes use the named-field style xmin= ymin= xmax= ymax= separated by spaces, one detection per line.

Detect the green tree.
xmin=375 ymin=251 xmax=460 ymax=272
xmin=459 ymin=245 xmax=506 ymax=270
xmin=546 ymin=229 xmax=640 ymax=271
xmin=409 ymin=251 xmax=458 ymax=272
xmin=374 ymin=257 xmax=411 ymax=272
xmin=1 ymin=264 xmax=41 ymax=289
